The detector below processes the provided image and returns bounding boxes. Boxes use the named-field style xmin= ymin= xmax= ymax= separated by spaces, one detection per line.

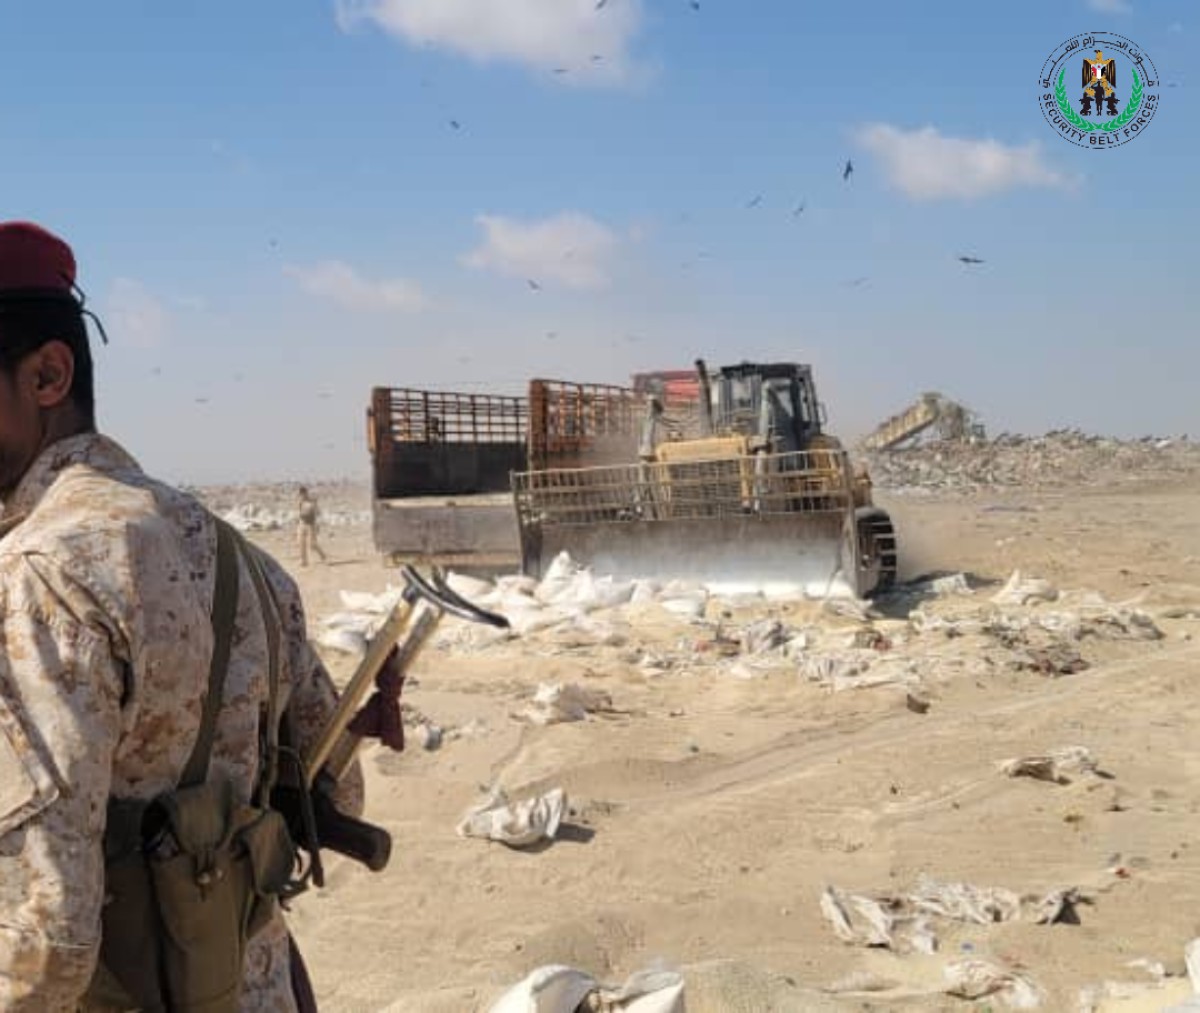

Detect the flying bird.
xmin=689 ymin=0 xmax=700 ymax=8
xmin=844 ymin=276 xmax=869 ymax=288
xmin=448 ymin=119 xmax=462 ymax=130
xmin=527 ymin=279 xmax=542 ymax=291
xmin=745 ymin=194 xmax=763 ymax=209
xmin=792 ymin=201 xmax=806 ymax=217
xmin=957 ymin=255 xmax=985 ymax=265
xmin=591 ymin=54 xmax=604 ymax=63
xmin=553 ymin=67 xmax=570 ymax=75
xmin=842 ymin=159 xmax=854 ymax=181
xmin=595 ymin=0 xmax=608 ymax=9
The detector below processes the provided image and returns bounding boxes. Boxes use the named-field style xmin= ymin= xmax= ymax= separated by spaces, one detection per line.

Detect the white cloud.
xmin=286 ymin=260 xmax=426 ymax=312
xmin=1087 ymin=0 xmax=1131 ymax=13
xmin=462 ymin=212 xmax=619 ymax=290
xmin=334 ymin=0 xmax=643 ymax=84
xmin=107 ymin=278 xmax=169 ymax=348
xmin=856 ymin=124 xmax=1070 ymax=200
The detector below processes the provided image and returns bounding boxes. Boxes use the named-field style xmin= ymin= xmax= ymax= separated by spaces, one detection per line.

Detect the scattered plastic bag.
xmin=799 ymin=652 xmax=873 ymax=686
xmin=444 ymin=571 xmax=496 ymax=602
xmin=819 ymin=886 xmax=937 ymax=954
xmin=659 ymin=590 xmax=708 ymax=620
xmin=338 ymin=587 xmax=403 ymax=613
xmin=926 ymin=573 xmax=973 ymax=596
xmin=743 ymin=618 xmax=788 ymax=654
xmin=590 ymin=969 xmax=686 ymax=1012
xmin=457 ymin=788 xmax=567 ymax=849
xmin=944 ymin=960 xmax=1041 ymax=1008
xmin=819 ymin=887 xmax=894 ymax=948
xmin=823 ymin=876 xmax=1083 ymax=952
xmin=315 ymin=626 xmax=368 ymax=657
xmin=1000 ymin=746 xmax=1099 ymax=784
xmin=488 ymin=965 xmax=595 ymax=1013
xmin=992 ymin=570 xmax=1059 ymax=606
xmin=489 ymin=965 xmax=685 ymax=1013
xmin=505 ymin=603 xmax=577 ymax=636
xmin=629 ymin=579 xmax=662 ymax=605
xmin=517 ymin=683 xmax=614 ymax=725
xmin=909 ymin=610 xmax=982 ymax=637
xmin=909 ymin=876 xmax=1022 ymax=925
xmin=822 ymin=598 xmax=875 ymax=621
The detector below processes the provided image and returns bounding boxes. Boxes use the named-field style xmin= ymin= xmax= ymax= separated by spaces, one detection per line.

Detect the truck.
xmin=367 ymin=379 xmax=646 ymax=569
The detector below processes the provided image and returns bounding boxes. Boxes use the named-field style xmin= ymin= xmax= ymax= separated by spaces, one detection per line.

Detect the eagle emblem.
xmin=1081 ymin=50 xmax=1120 ymax=116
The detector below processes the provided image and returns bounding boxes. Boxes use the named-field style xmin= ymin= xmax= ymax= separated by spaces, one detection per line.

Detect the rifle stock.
xmin=291 ymin=567 xmax=507 ymax=876
xmin=271 ymin=776 xmax=393 ymax=876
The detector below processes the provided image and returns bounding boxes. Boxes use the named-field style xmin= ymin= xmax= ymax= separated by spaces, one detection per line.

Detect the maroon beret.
xmin=0 ymin=221 xmax=76 ymax=295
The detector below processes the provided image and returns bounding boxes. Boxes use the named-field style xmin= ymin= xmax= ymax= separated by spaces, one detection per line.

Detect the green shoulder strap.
xmin=237 ymin=540 xmax=283 ymax=807
xmin=180 ymin=517 xmax=241 ymax=789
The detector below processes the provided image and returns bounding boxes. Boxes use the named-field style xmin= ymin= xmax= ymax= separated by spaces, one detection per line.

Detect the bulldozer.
xmin=511 ymin=360 xmax=897 ymax=599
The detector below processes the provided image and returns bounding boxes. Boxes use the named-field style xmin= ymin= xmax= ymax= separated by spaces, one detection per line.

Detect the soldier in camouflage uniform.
xmin=0 ymin=221 xmax=364 ymax=1010
xmin=296 ymin=485 xmax=327 ymax=566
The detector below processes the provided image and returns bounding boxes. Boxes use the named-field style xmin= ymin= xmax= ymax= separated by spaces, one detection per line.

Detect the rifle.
xmin=273 ymin=566 xmax=508 ymax=885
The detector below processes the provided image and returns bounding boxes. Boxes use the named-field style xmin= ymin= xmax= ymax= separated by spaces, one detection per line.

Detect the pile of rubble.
xmin=862 ymin=431 xmax=1200 ymax=493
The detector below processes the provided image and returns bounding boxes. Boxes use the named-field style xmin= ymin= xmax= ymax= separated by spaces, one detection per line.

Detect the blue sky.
xmin=1 ymin=0 xmax=1194 ymax=484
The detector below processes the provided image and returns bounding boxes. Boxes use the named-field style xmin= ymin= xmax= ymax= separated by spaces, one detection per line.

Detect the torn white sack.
xmin=488 ymin=965 xmax=685 ymax=1013
xmin=457 ymin=788 xmax=567 ymax=848
xmin=999 ymin=746 xmax=1099 ymax=784
xmin=517 ymin=683 xmax=613 ymax=725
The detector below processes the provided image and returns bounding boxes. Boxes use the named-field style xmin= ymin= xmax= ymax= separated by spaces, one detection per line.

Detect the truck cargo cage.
xmin=368 ymin=386 xmax=528 ymax=499
xmin=368 ymin=386 xmax=529 ymax=569
xmin=527 ymin=379 xmax=644 ymax=471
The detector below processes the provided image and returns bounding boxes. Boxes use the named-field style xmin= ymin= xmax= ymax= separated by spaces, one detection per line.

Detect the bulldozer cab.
xmin=701 ymin=361 xmax=823 ymax=453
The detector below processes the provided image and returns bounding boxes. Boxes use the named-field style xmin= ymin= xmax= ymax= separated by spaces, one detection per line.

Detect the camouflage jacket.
xmin=0 ymin=433 xmax=363 ymax=1011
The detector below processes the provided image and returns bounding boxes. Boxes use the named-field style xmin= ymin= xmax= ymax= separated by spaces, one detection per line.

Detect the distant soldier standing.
xmin=297 ymin=485 xmax=327 ymax=566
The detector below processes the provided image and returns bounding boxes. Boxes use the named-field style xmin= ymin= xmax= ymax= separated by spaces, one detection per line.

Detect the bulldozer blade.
xmin=513 ymin=449 xmax=890 ymax=599
xmin=522 ymin=512 xmax=861 ymax=599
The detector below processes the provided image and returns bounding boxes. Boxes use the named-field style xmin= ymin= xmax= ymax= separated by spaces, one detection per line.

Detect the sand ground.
xmin=244 ymin=475 xmax=1200 ymax=1011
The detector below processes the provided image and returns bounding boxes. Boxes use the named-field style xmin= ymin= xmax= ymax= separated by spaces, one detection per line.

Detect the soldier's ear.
xmin=28 ymin=340 xmax=75 ymax=408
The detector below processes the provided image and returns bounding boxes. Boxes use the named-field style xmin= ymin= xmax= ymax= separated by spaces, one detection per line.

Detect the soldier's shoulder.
xmin=0 ymin=465 xmax=214 ymax=640
xmin=7 ymin=464 xmax=200 ymax=560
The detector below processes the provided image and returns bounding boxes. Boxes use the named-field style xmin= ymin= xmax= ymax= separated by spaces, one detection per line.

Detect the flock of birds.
xmin=517 ymin=153 xmax=984 ymax=293
xmin=176 ymin=0 xmax=993 ymax=409
xmin=433 ymin=2 xmax=991 ymax=297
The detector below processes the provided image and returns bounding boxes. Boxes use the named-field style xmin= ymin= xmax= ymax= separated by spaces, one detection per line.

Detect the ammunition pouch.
xmin=91 ymin=780 xmax=301 ymax=1012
